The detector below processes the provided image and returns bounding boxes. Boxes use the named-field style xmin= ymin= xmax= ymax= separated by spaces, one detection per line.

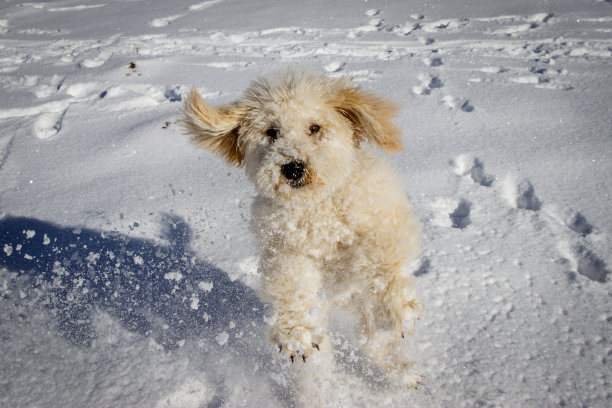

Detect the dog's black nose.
xmin=281 ymin=161 xmax=306 ymax=184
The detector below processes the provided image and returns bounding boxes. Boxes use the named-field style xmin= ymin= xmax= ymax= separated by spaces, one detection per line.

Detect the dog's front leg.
xmin=260 ymin=252 xmax=325 ymax=361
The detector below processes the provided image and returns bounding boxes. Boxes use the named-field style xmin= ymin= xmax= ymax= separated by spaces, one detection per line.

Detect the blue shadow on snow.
xmin=0 ymin=214 xmax=264 ymax=349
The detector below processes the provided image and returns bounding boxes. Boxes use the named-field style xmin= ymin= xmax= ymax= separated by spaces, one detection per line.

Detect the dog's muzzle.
xmin=281 ymin=161 xmax=306 ymax=188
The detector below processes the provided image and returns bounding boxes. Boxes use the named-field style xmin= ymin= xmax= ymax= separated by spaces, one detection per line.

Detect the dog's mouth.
xmin=280 ymin=160 xmax=309 ymax=188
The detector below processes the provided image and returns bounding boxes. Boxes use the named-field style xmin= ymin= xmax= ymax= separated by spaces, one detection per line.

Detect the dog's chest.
xmin=254 ymin=197 xmax=355 ymax=260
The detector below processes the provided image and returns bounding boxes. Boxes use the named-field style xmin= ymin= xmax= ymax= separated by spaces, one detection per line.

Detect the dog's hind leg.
xmin=381 ymin=273 xmax=422 ymax=337
xmin=353 ymin=269 xmax=423 ymax=388
xmin=361 ymin=330 xmax=422 ymax=389
xmin=355 ymin=261 xmax=422 ymax=340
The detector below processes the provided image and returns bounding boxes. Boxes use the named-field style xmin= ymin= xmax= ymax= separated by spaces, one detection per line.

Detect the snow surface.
xmin=0 ymin=0 xmax=611 ymax=407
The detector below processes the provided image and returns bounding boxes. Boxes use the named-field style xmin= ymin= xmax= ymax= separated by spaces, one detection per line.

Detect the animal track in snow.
xmin=412 ymin=73 xmax=443 ymax=95
xmin=403 ymin=12 xmax=553 ymax=36
xmin=0 ymin=78 xmax=185 ymax=140
xmin=567 ymin=213 xmax=593 ymax=236
xmin=557 ymin=241 xmax=608 ymax=283
xmin=0 ymin=3 xmax=607 ymax=152
xmin=35 ymin=75 xmax=65 ymax=98
xmin=347 ymin=9 xmax=386 ymax=38
xmin=440 ymin=153 xmax=607 ymax=285
xmin=480 ymin=13 xmax=554 ymax=36
xmin=94 ymin=84 xmax=182 ymax=112
xmin=389 ymin=15 xmax=423 ymax=37
xmin=449 ymin=199 xmax=472 ymax=229
xmin=432 ymin=198 xmax=472 ymax=229
xmin=164 ymin=85 xmax=183 ymax=102
xmin=545 ymin=204 xmax=608 ymax=283
xmin=575 ymin=246 xmax=608 ymax=282
xmin=442 ymin=154 xmax=607 ymax=284
xmin=7 ymin=74 xmax=66 ymax=99
xmin=419 ymin=18 xmax=469 ymax=33
xmin=452 ymin=154 xmax=494 ymax=186
xmin=413 ymin=73 xmax=474 ymax=112
xmin=34 ymin=106 xmax=68 ymax=140
xmin=413 ymin=257 xmax=431 ymax=277
xmin=546 ymin=206 xmax=594 ymax=236
xmin=502 ymin=176 xmax=541 ymax=211
xmin=473 ymin=63 xmax=571 ymax=91
xmin=423 ymin=56 xmax=443 ymax=67
xmin=441 ymin=95 xmax=474 ymax=112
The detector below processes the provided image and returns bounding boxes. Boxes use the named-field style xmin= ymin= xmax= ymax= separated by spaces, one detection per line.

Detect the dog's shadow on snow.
xmin=0 ymin=214 xmax=264 ymax=351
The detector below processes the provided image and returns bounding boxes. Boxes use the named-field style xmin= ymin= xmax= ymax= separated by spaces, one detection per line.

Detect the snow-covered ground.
xmin=1 ymin=0 xmax=610 ymax=406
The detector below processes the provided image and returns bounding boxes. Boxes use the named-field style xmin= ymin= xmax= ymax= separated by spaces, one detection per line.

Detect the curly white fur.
xmin=182 ymin=70 xmax=423 ymax=394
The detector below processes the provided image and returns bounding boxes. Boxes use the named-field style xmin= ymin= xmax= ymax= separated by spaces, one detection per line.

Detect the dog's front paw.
xmin=271 ymin=325 xmax=322 ymax=362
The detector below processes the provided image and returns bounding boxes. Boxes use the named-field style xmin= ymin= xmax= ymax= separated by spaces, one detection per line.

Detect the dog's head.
xmin=182 ymin=70 xmax=403 ymax=201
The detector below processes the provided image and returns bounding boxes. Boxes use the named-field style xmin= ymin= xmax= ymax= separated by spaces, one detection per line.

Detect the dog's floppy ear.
xmin=332 ymin=82 xmax=404 ymax=152
xmin=181 ymin=88 xmax=246 ymax=166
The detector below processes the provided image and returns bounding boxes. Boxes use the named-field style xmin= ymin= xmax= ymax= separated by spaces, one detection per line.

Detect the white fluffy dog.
xmin=182 ymin=70 xmax=422 ymax=389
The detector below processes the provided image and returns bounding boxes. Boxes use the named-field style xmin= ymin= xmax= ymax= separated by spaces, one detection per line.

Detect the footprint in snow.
xmin=419 ymin=37 xmax=436 ymax=45
xmin=557 ymin=241 xmax=608 ymax=283
xmin=164 ymin=85 xmax=183 ymax=102
xmin=488 ymin=13 xmax=554 ymax=36
xmin=390 ymin=15 xmax=424 ymax=37
xmin=33 ymin=106 xmax=68 ymax=140
xmin=423 ymin=56 xmax=443 ymax=67
xmin=562 ymin=211 xmax=593 ymax=236
xmin=442 ymin=95 xmax=474 ymax=112
xmin=546 ymin=206 xmax=594 ymax=236
xmin=412 ymin=73 xmax=443 ymax=95
xmin=413 ymin=73 xmax=474 ymax=112
xmin=546 ymin=207 xmax=607 ymax=282
xmin=451 ymin=154 xmax=494 ymax=186
xmin=432 ymin=197 xmax=472 ymax=229
xmin=574 ymin=246 xmax=608 ymax=282
xmin=501 ymin=176 xmax=541 ymax=211
xmin=449 ymin=199 xmax=472 ymax=229
xmin=413 ymin=257 xmax=431 ymax=277
xmin=431 ymin=156 xmax=496 ymax=229
xmin=34 ymin=75 xmax=65 ymax=99
xmin=347 ymin=9 xmax=385 ymax=38
xmin=445 ymin=154 xmax=607 ymax=283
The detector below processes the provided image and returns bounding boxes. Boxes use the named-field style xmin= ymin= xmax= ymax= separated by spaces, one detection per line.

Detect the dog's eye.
xmin=309 ymin=124 xmax=320 ymax=135
xmin=265 ymin=128 xmax=278 ymax=140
